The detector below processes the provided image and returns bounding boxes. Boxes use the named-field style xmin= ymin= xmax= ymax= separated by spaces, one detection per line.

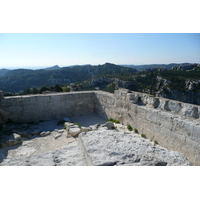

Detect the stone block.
xmin=127 ymin=93 xmax=139 ymax=104
xmin=168 ymin=101 xmax=182 ymax=113
xmin=181 ymin=105 xmax=199 ymax=118
xmin=147 ymin=97 xmax=159 ymax=108
xmin=69 ymin=127 xmax=81 ymax=137
xmin=158 ymin=99 xmax=169 ymax=111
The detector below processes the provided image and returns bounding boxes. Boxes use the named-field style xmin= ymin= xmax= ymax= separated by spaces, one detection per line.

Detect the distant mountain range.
xmin=121 ymin=63 xmax=191 ymax=71
xmin=0 ymin=62 xmax=194 ymax=77
xmin=0 ymin=63 xmax=137 ymax=93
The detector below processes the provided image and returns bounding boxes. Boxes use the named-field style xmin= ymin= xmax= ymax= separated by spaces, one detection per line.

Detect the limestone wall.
xmin=94 ymin=89 xmax=200 ymax=165
xmin=0 ymin=91 xmax=95 ymax=123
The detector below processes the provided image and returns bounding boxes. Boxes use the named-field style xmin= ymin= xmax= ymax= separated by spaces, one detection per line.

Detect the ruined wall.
xmin=94 ymin=89 xmax=200 ymax=165
xmin=0 ymin=91 xmax=95 ymax=123
xmin=0 ymin=89 xmax=200 ymax=165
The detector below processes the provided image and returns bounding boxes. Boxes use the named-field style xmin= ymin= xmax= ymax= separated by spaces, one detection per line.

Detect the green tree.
xmin=54 ymin=84 xmax=63 ymax=92
xmin=39 ymin=87 xmax=49 ymax=94
xmin=31 ymin=87 xmax=38 ymax=94
xmin=23 ymin=88 xmax=31 ymax=95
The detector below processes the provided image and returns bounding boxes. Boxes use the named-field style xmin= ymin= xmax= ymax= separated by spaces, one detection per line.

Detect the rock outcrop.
xmin=78 ymin=130 xmax=191 ymax=166
xmin=172 ymin=63 xmax=199 ymax=71
xmin=90 ymin=76 xmax=133 ymax=90
xmin=0 ymin=119 xmax=191 ymax=166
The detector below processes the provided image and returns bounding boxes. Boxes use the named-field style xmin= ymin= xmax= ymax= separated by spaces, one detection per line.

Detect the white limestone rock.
xmin=89 ymin=124 xmax=100 ymax=131
xmin=64 ymin=122 xmax=77 ymax=131
xmin=69 ymin=127 xmax=81 ymax=137
xmin=64 ymin=122 xmax=72 ymax=129
xmin=0 ymin=142 xmax=86 ymax=166
xmin=78 ymin=130 xmax=191 ymax=166
xmin=102 ymin=121 xmax=114 ymax=129
xmin=127 ymin=93 xmax=139 ymax=103
xmin=13 ymin=133 xmax=22 ymax=141
xmin=40 ymin=131 xmax=51 ymax=137
xmin=158 ymin=99 xmax=169 ymax=111
xmin=81 ymin=126 xmax=92 ymax=132
xmin=147 ymin=96 xmax=159 ymax=108
xmin=54 ymin=132 xmax=62 ymax=140
xmin=168 ymin=101 xmax=182 ymax=113
xmin=181 ymin=105 xmax=199 ymax=118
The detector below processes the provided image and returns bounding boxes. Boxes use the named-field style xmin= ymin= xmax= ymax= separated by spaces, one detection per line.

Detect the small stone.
xmin=102 ymin=121 xmax=114 ymax=129
xmin=69 ymin=128 xmax=81 ymax=137
xmin=54 ymin=132 xmax=62 ymax=140
xmin=64 ymin=122 xmax=74 ymax=130
xmin=13 ymin=133 xmax=22 ymax=141
xmin=81 ymin=127 xmax=92 ymax=132
xmin=40 ymin=131 xmax=51 ymax=137
xmin=89 ymin=124 xmax=100 ymax=131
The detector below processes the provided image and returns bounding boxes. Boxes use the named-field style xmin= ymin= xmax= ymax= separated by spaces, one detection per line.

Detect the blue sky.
xmin=0 ymin=33 xmax=199 ymax=69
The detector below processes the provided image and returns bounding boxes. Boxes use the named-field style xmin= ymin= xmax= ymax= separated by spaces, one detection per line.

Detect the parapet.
xmin=115 ymin=88 xmax=200 ymax=120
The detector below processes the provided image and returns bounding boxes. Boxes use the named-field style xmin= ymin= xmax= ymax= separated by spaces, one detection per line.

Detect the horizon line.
xmin=0 ymin=62 xmax=199 ymax=70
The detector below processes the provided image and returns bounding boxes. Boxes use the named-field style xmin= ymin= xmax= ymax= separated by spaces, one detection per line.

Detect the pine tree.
xmin=54 ymin=84 xmax=63 ymax=92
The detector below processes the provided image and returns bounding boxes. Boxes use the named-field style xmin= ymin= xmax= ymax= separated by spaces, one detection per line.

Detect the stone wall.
xmin=0 ymin=91 xmax=95 ymax=123
xmin=0 ymin=89 xmax=200 ymax=165
xmin=94 ymin=89 xmax=200 ymax=165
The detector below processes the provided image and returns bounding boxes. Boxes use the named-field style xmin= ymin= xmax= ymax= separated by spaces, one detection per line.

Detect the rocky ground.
xmin=0 ymin=113 xmax=192 ymax=166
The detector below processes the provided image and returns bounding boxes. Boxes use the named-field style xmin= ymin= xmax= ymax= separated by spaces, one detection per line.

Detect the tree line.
xmin=4 ymin=84 xmax=64 ymax=96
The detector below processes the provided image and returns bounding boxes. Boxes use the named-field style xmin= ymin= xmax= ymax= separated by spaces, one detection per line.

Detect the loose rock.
xmin=102 ymin=121 xmax=114 ymax=129
xmin=69 ymin=128 xmax=81 ymax=137
xmin=13 ymin=133 xmax=22 ymax=141
xmin=54 ymin=132 xmax=62 ymax=140
xmin=40 ymin=131 xmax=51 ymax=137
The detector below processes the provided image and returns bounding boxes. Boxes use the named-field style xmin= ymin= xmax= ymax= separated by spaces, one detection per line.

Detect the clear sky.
xmin=0 ymin=33 xmax=199 ymax=69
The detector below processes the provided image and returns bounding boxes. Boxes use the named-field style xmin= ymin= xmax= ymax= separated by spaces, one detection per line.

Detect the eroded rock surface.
xmin=78 ymin=130 xmax=191 ymax=166
xmin=0 ymin=117 xmax=192 ymax=166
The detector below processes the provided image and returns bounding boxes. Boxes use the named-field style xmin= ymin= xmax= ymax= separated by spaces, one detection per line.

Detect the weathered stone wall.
xmin=0 ymin=91 xmax=95 ymax=123
xmin=0 ymin=89 xmax=200 ymax=165
xmin=94 ymin=89 xmax=200 ymax=165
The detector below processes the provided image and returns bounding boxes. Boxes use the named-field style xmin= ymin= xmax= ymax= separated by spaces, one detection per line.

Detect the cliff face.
xmin=90 ymin=76 xmax=134 ymax=90
xmin=172 ymin=63 xmax=200 ymax=71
